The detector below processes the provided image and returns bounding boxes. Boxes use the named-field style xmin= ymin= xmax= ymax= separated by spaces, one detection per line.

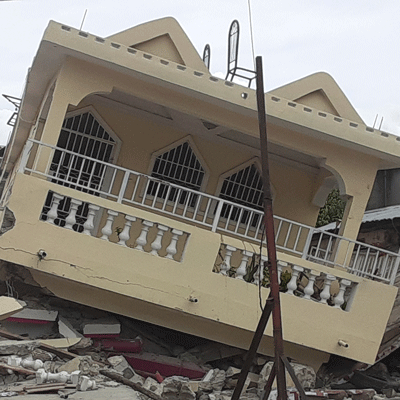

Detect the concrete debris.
xmin=0 ymin=286 xmax=397 ymax=398
xmin=259 ymin=361 xmax=317 ymax=390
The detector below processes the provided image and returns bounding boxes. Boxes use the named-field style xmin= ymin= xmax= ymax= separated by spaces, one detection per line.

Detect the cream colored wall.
xmin=0 ymin=172 xmax=396 ymax=370
xmin=75 ymin=95 xmax=320 ymax=226
xmin=33 ymin=56 xmax=381 ymax=242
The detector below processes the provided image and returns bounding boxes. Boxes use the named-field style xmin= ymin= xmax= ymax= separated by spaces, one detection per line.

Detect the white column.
xmin=46 ymin=193 xmax=64 ymax=224
xmin=221 ymin=245 xmax=236 ymax=276
xmin=236 ymin=250 xmax=253 ymax=280
xmin=100 ymin=210 xmax=118 ymax=241
xmin=135 ymin=220 xmax=154 ymax=251
xmin=166 ymin=229 xmax=183 ymax=260
xmin=254 ymin=255 xmax=267 ymax=285
xmin=64 ymin=199 xmax=82 ymax=230
xmin=83 ymin=204 xmax=100 ymax=236
xmin=118 ymin=215 xmax=136 ymax=246
xmin=277 ymin=260 xmax=288 ymax=285
xmin=334 ymin=279 xmax=352 ymax=309
xmin=286 ymin=265 xmax=304 ymax=295
xmin=303 ymin=270 xmax=319 ymax=300
xmin=150 ymin=224 xmax=169 ymax=255
xmin=319 ymin=274 xmax=337 ymax=304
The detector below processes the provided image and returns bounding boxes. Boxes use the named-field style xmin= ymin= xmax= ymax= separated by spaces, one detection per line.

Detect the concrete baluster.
xmin=100 ymin=210 xmax=118 ymax=241
xmin=254 ymin=255 xmax=267 ymax=285
xmin=165 ymin=229 xmax=183 ymax=260
xmin=46 ymin=193 xmax=64 ymax=224
xmin=7 ymin=356 xmax=21 ymax=367
xmin=286 ymin=265 xmax=304 ymax=295
xmin=80 ymin=376 xmax=97 ymax=391
xmin=303 ymin=270 xmax=319 ymax=300
xmin=236 ymin=250 xmax=253 ymax=280
xmin=135 ymin=220 xmax=154 ymax=251
xmin=118 ymin=215 xmax=136 ymax=246
xmin=150 ymin=224 xmax=169 ymax=255
xmin=319 ymin=274 xmax=337 ymax=304
xmin=277 ymin=260 xmax=288 ymax=285
xmin=221 ymin=245 xmax=236 ymax=276
xmin=83 ymin=204 xmax=100 ymax=236
xmin=334 ymin=279 xmax=352 ymax=309
xmin=36 ymin=369 xmax=70 ymax=384
xmin=20 ymin=359 xmax=44 ymax=371
xmin=8 ymin=356 xmax=44 ymax=371
xmin=65 ymin=199 xmax=82 ymax=230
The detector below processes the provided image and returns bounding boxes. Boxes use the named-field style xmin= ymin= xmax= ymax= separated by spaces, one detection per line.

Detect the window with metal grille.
xmin=148 ymin=141 xmax=205 ymax=206
xmin=42 ymin=110 xmax=117 ymax=230
xmin=219 ymin=163 xmax=263 ymax=224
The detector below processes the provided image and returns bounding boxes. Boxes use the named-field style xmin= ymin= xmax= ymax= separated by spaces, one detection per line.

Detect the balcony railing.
xmin=21 ymin=139 xmax=400 ymax=284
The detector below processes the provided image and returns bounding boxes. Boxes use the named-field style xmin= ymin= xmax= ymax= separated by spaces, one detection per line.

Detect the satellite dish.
xmin=203 ymin=44 xmax=211 ymax=70
xmin=225 ymin=20 xmax=256 ymax=87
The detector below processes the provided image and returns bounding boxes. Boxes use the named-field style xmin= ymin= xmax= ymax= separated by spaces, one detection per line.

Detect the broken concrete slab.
xmin=124 ymin=351 xmax=206 ymax=379
xmin=58 ymin=317 xmax=83 ymax=339
xmin=82 ymin=318 xmax=120 ymax=338
xmin=0 ymin=297 xmax=24 ymax=321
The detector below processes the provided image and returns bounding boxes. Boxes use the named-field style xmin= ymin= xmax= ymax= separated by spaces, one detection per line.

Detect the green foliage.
xmin=316 ymin=189 xmax=346 ymax=228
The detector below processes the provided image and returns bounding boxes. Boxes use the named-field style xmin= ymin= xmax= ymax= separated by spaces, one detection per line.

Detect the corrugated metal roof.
xmin=318 ymin=204 xmax=400 ymax=231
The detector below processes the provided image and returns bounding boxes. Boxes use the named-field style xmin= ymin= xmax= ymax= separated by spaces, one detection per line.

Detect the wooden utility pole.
xmin=231 ymin=57 xmax=307 ymax=400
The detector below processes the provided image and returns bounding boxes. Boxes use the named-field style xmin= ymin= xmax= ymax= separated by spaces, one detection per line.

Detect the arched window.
xmin=218 ymin=162 xmax=263 ymax=225
xmin=50 ymin=110 xmax=117 ymax=191
xmin=42 ymin=108 xmax=119 ymax=230
xmin=148 ymin=139 xmax=207 ymax=206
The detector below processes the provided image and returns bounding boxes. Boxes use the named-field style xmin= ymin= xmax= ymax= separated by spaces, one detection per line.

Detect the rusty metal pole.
xmin=255 ymin=56 xmax=287 ymax=400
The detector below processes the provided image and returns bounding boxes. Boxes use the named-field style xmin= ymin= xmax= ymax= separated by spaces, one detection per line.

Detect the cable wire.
xmin=247 ymin=0 xmax=256 ymax=70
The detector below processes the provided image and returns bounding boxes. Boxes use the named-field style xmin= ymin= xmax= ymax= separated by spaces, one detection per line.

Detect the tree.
xmin=316 ymin=189 xmax=346 ymax=228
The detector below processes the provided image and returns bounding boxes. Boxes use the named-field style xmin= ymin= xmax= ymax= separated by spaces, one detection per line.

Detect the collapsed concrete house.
xmin=1 ymin=16 xmax=400 ymax=373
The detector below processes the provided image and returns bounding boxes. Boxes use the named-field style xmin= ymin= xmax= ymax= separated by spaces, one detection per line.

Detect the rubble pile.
xmin=0 ymin=282 xmax=400 ymax=399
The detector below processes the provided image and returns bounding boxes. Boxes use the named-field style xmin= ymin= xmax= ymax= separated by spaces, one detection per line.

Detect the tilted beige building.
xmin=1 ymin=17 xmax=400 ymax=371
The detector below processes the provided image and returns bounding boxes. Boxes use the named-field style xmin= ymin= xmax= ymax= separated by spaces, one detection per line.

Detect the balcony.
xmin=17 ymin=138 xmax=400 ymax=287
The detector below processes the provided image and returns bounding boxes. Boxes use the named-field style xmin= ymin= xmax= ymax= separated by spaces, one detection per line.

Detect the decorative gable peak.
xmin=107 ymin=17 xmax=209 ymax=73
xmin=269 ymin=72 xmax=364 ymax=124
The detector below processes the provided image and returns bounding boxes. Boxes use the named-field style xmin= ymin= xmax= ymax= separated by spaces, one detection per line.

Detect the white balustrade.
xmin=118 ymin=215 xmax=136 ymax=246
xmin=319 ymin=274 xmax=337 ymax=304
xmin=150 ymin=224 xmax=169 ymax=255
xmin=221 ymin=245 xmax=236 ymax=276
xmin=101 ymin=210 xmax=119 ymax=241
xmin=334 ymin=279 xmax=352 ymax=309
xmin=286 ymin=265 xmax=304 ymax=295
xmin=303 ymin=270 xmax=319 ymax=300
xmin=83 ymin=204 xmax=100 ymax=235
xmin=166 ymin=229 xmax=183 ymax=260
xmin=65 ymin=199 xmax=82 ymax=230
xmin=253 ymin=255 xmax=267 ymax=285
xmin=135 ymin=220 xmax=154 ymax=251
xmin=46 ymin=193 xmax=64 ymax=224
xmin=236 ymin=250 xmax=253 ymax=280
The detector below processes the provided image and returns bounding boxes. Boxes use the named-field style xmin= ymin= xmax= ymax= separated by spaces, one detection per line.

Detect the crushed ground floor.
xmin=0 ymin=264 xmax=399 ymax=399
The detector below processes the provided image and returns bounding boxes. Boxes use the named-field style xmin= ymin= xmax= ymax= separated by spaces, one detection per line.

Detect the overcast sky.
xmin=0 ymin=0 xmax=399 ymax=145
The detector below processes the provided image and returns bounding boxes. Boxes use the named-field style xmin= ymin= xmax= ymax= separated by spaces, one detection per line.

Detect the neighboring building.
xmin=1 ymin=17 xmax=400 ymax=372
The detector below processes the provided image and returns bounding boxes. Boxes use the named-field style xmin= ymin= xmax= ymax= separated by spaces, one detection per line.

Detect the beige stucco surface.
xmin=0 ymin=173 xmax=396 ymax=369
xmin=0 ymin=296 xmax=24 ymax=320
